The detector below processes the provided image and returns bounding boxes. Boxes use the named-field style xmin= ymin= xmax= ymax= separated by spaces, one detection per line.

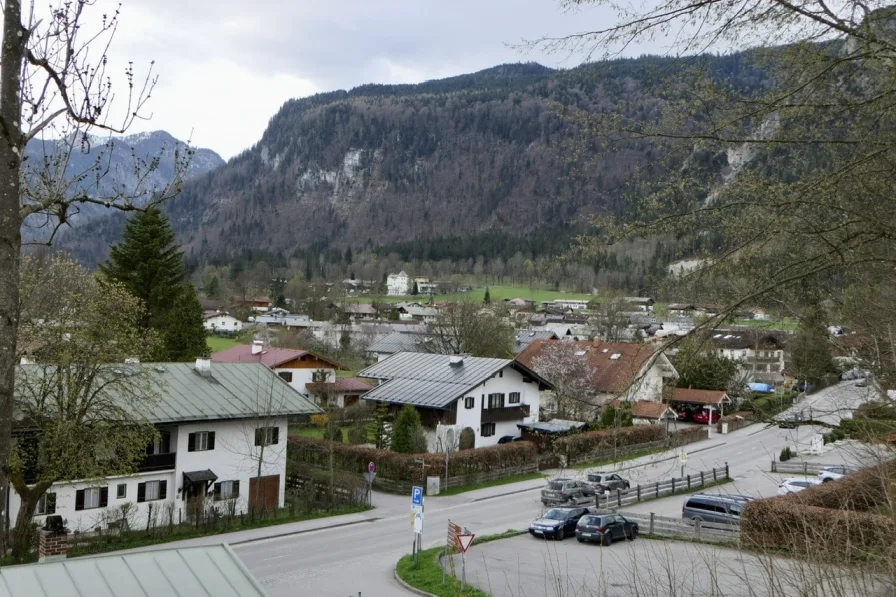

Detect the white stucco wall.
xmin=203 ymin=315 xmax=243 ymax=332
xmin=10 ymin=417 xmax=288 ymax=533
xmin=273 ymin=367 xmax=334 ymax=397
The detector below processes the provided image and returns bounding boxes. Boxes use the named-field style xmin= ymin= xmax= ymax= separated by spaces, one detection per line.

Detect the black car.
xmin=585 ymin=472 xmax=630 ymax=493
xmin=497 ymin=435 xmax=524 ymax=444
xmin=528 ymin=507 xmax=590 ymax=540
xmin=777 ymin=410 xmax=805 ymax=429
xmin=575 ymin=513 xmax=639 ymax=545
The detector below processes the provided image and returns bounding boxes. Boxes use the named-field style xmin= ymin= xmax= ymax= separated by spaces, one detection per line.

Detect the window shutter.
xmin=187 ymin=433 xmax=196 ymax=452
xmin=272 ymin=427 xmax=279 ymax=445
xmin=214 ymin=482 xmax=221 ymax=498
xmin=99 ymin=486 xmax=109 ymax=508
xmin=75 ymin=489 xmax=85 ymax=511
xmin=159 ymin=480 xmax=167 ymax=500
xmin=208 ymin=432 xmax=216 ymax=450
xmin=254 ymin=429 xmax=262 ymax=447
xmin=137 ymin=482 xmax=146 ymax=503
xmin=46 ymin=493 xmax=56 ymax=515
xmin=232 ymin=480 xmax=240 ymax=498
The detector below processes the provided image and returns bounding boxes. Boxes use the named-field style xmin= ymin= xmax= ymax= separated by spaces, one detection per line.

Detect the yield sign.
xmin=457 ymin=534 xmax=475 ymax=553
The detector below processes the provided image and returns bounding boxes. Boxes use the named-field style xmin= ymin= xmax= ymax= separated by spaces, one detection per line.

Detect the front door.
xmin=248 ymin=475 xmax=280 ymax=512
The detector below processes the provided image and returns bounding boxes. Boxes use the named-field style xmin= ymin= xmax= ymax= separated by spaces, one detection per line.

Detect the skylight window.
xmin=610 ymin=353 xmax=622 ymax=360
xmin=574 ymin=350 xmax=587 ymax=357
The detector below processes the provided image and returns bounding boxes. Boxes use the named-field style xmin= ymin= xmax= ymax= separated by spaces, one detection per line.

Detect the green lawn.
xmin=206 ymin=336 xmax=239 ymax=352
xmin=351 ymin=284 xmax=595 ymax=305
xmin=290 ymin=425 xmax=352 ymax=442
xmin=438 ymin=472 xmax=545 ymax=497
xmin=733 ymin=318 xmax=798 ymax=331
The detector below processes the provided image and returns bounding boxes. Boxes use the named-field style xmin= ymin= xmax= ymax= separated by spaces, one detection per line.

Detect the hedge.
xmin=783 ymin=460 xmax=896 ymax=511
xmin=288 ymin=437 xmax=537 ymax=485
xmin=716 ymin=411 xmax=755 ymax=433
xmin=551 ymin=425 xmax=708 ymax=462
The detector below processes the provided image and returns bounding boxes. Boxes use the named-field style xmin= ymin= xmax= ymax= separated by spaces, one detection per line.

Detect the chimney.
xmin=195 ymin=356 xmax=212 ymax=377
xmin=251 ymin=340 xmax=265 ymax=355
xmin=449 ymin=355 xmax=464 ymax=367
xmin=38 ymin=516 xmax=68 ymax=563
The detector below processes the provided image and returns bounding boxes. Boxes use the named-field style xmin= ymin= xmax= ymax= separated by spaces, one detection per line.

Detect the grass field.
xmin=350 ymin=285 xmax=595 ymax=305
xmin=206 ymin=336 xmax=239 ymax=352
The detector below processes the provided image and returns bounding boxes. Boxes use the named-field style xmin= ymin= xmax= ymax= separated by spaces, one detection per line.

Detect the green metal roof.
xmin=0 ymin=544 xmax=267 ymax=597
xmin=16 ymin=362 xmax=322 ymax=424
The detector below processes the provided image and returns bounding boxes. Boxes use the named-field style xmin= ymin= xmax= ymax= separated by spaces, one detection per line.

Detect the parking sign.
xmin=411 ymin=486 xmax=423 ymax=506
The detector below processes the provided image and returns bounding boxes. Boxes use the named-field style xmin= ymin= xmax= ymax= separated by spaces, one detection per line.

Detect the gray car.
xmin=682 ymin=493 xmax=753 ymax=526
xmin=541 ymin=478 xmax=595 ymax=506
xmin=585 ymin=472 xmax=630 ymax=493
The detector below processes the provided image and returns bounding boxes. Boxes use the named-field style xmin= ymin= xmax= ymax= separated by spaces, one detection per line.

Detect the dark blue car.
xmin=528 ymin=507 xmax=590 ymax=540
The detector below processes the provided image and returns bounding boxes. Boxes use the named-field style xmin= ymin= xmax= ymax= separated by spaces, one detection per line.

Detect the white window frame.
xmin=84 ymin=487 xmax=101 ymax=509
xmin=35 ymin=493 xmax=54 ymax=515
xmin=218 ymin=480 xmax=238 ymax=500
xmin=145 ymin=480 xmax=162 ymax=501
xmin=195 ymin=431 xmax=210 ymax=451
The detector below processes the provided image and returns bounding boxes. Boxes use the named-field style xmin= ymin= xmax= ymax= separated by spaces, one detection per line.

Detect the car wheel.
xmin=822 ymin=478 xmax=833 ymax=483
xmin=556 ymin=531 xmax=564 ymax=541
xmin=576 ymin=537 xmax=584 ymax=543
xmin=601 ymin=533 xmax=612 ymax=547
xmin=627 ymin=528 xmax=637 ymax=541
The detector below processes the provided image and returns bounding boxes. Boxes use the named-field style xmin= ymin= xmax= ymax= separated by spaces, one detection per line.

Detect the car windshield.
xmin=587 ymin=474 xmax=602 ymax=482
xmin=542 ymin=509 xmax=568 ymax=520
xmin=547 ymin=482 xmax=566 ymax=490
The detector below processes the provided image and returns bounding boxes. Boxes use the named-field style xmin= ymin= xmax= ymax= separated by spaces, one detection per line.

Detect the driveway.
xmin=452 ymin=535 xmax=890 ymax=597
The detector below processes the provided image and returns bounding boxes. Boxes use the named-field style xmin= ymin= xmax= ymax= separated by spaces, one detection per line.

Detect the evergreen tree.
xmin=206 ymin=275 xmax=220 ymax=298
xmin=100 ymin=207 xmax=205 ymax=361
xmin=161 ymin=285 xmax=208 ymax=361
xmin=391 ymin=404 xmax=426 ymax=453
xmin=483 ymin=287 xmax=491 ymax=304
xmin=411 ymin=281 xmax=419 ymax=295
xmin=791 ymin=304 xmax=833 ymax=382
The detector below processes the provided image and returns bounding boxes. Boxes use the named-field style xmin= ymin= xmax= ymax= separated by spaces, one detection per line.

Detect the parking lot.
xmin=451 ymin=534 xmax=889 ymax=597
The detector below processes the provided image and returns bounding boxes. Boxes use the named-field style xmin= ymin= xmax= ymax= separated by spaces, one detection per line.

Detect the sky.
xmin=68 ymin=0 xmax=631 ymax=160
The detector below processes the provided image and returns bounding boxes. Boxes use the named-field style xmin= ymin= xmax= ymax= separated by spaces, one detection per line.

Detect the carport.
xmin=671 ymin=388 xmax=732 ymax=421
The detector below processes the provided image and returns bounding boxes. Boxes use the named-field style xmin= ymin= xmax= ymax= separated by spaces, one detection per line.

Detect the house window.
xmin=137 ymin=480 xmax=167 ymax=502
xmin=188 ymin=431 xmax=215 ymax=452
xmin=481 ymin=423 xmax=496 ymax=437
xmin=146 ymin=431 xmax=171 ymax=455
xmin=117 ymin=484 xmax=127 ymax=499
xmin=278 ymin=371 xmax=293 ymax=383
xmin=312 ymin=370 xmax=328 ymax=383
xmin=214 ymin=480 xmax=241 ymax=501
xmin=487 ymin=393 xmax=505 ymax=409
xmin=508 ymin=392 xmax=521 ymax=404
xmin=464 ymin=397 xmax=475 ymax=409
xmin=255 ymin=426 xmax=280 ymax=446
xmin=499 ymin=370 xmax=503 ymax=378
xmin=75 ymin=486 xmax=108 ymax=511
xmin=35 ymin=493 xmax=56 ymax=516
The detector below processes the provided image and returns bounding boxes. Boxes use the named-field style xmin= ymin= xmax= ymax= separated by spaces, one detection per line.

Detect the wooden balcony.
xmin=481 ymin=404 xmax=531 ymax=424
xmin=138 ymin=452 xmax=176 ymax=472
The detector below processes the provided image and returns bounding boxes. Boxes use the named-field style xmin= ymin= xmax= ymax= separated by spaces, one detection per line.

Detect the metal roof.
xmin=358 ymin=352 xmax=511 ymax=409
xmin=366 ymin=331 xmax=430 ymax=355
xmin=0 ymin=544 xmax=267 ymax=597
xmin=16 ymin=362 xmax=322 ymax=424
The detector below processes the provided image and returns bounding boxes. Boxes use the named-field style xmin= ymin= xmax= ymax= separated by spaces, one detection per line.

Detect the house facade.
xmin=709 ymin=329 xmax=787 ymax=384
xmin=387 ymin=271 xmax=410 ymax=296
xmin=211 ymin=341 xmax=346 ymax=398
xmin=203 ymin=312 xmax=243 ymax=333
xmin=306 ymin=377 xmax=373 ymax=408
xmin=358 ymin=352 xmax=552 ymax=450
xmin=10 ymin=360 xmax=321 ymax=533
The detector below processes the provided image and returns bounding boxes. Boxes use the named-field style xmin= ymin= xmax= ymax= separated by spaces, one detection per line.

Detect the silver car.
xmin=682 ymin=494 xmax=752 ymax=525
xmin=541 ymin=478 xmax=595 ymax=506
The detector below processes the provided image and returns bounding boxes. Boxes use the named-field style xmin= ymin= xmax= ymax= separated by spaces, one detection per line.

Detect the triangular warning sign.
xmin=457 ymin=534 xmax=475 ymax=553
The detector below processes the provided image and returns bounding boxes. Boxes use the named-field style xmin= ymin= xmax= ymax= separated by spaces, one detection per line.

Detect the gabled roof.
xmin=671 ymin=388 xmax=730 ymax=405
xmin=203 ymin=311 xmax=237 ymax=320
xmin=211 ymin=344 xmax=345 ymax=369
xmin=516 ymin=339 xmax=666 ymax=394
xmin=609 ymin=399 xmax=678 ymax=420
xmin=0 ymin=544 xmax=267 ymax=597
xmin=366 ymin=331 xmax=430 ymax=355
xmin=709 ymin=329 xmax=787 ymax=350
xmin=515 ymin=329 xmax=559 ymax=353
xmin=306 ymin=377 xmax=373 ymax=394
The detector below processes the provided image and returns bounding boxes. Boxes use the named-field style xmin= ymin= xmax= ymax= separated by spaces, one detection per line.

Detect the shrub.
xmin=779 ymin=447 xmax=792 ymax=461
xmin=391 ymin=405 xmax=425 ymax=453
xmin=553 ymin=425 xmax=665 ymax=462
xmin=347 ymin=419 xmax=368 ymax=445
xmin=310 ymin=414 xmax=329 ymax=429
xmin=458 ymin=427 xmax=475 ymax=450
xmin=322 ymin=425 xmax=343 ymax=443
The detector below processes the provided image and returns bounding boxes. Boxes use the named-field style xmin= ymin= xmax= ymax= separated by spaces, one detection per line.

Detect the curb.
xmin=394 ymin=567 xmax=439 ymax=597
xmin=230 ymin=516 xmax=380 ymax=547
xmin=469 ymin=483 xmax=544 ymax=503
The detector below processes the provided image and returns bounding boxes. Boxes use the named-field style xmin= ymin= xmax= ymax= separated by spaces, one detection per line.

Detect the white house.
xmin=10 ymin=359 xmax=321 ymax=533
xmin=709 ymin=329 xmax=787 ymax=384
xmin=542 ymin=299 xmax=591 ymax=311
xmin=358 ymin=352 xmax=553 ymax=451
xmin=211 ymin=341 xmax=346 ymax=398
xmin=203 ymin=311 xmax=243 ymax=333
xmin=387 ymin=271 xmax=410 ymax=296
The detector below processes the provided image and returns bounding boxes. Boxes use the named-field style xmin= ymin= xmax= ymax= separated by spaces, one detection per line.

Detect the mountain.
xmin=59 ymin=56 xmax=772 ymax=265
xmin=24 ymin=131 xmax=224 ymax=243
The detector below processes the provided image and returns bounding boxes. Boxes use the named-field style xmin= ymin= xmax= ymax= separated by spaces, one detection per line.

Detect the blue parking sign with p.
xmin=411 ymin=486 xmax=423 ymax=506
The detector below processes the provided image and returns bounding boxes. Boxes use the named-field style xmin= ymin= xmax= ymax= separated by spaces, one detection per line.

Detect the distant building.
xmin=709 ymin=329 xmax=787 ymax=384
xmin=203 ymin=311 xmax=243 ymax=333
xmin=387 ymin=271 xmax=410 ymax=296
xmin=541 ymin=299 xmax=590 ymax=311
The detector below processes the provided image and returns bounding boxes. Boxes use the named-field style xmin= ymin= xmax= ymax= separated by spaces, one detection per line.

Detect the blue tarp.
xmin=748 ymin=383 xmax=773 ymax=393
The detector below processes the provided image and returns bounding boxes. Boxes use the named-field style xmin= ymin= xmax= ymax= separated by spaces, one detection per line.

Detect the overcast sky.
xmin=77 ymin=1 xmax=640 ymax=159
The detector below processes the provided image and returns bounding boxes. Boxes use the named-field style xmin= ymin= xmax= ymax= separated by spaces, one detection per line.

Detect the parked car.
xmin=575 ymin=513 xmax=639 ymax=545
xmin=777 ymin=410 xmax=805 ymax=429
xmin=692 ymin=410 xmax=720 ymax=424
xmin=528 ymin=507 xmax=590 ymax=540
xmin=777 ymin=477 xmax=822 ymax=495
xmin=682 ymin=494 xmax=752 ymax=525
xmin=541 ymin=478 xmax=595 ymax=506
xmin=818 ymin=465 xmax=856 ymax=482
xmin=677 ymin=408 xmax=694 ymax=422
xmin=855 ymin=378 xmax=868 ymax=387
xmin=497 ymin=435 xmax=524 ymax=444
xmin=585 ymin=472 xmax=630 ymax=493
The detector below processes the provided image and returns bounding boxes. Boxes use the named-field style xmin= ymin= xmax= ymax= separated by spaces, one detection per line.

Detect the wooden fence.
xmin=591 ymin=464 xmax=730 ymax=510
xmin=769 ymin=461 xmax=841 ymax=475
xmin=618 ymin=511 xmax=740 ymax=543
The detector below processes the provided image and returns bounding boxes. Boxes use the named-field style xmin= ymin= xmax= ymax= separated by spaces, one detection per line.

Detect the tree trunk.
xmin=0 ymin=0 xmax=26 ymax=558
xmin=9 ymin=477 xmax=51 ymax=562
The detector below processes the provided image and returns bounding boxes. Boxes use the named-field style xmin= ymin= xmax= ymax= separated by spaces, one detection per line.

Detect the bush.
xmin=459 ymin=427 xmax=475 ymax=450
xmin=779 ymin=447 xmax=792 ymax=461
xmin=347 ymin=420 xmax=368 ymax=445
xmin=310 ymin=414 xmax=329 ymax=429
xmin=553 ymin=425 xmax=665 ymax=461
xmin=391 ymin=405 xmax=425 ymax=453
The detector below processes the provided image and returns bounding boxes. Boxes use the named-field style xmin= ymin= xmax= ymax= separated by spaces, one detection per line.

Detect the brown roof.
xmin=671 ymin=388 xmax=729 ymax=405
xmin=609 ymin=400 xmax=677 ymax=420
xmin=306 ymin=377 xmax=374 ymax=394
xmin=516 ymin=339 xmax=657 ymax=394
xmin=211 ymin=344 xmax=346 ymax=369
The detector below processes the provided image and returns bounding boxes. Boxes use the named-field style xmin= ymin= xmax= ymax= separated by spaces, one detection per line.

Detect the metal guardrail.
xmin=593 ymin=465 xmax=730 ymax=510
xmin=770 ymin=461 xmax=842 ymax=475
xmin=617 ymin=511 xmax=740 ymax=543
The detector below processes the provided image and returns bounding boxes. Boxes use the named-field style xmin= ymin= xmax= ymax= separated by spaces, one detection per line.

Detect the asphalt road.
xmin=452 ymin=534 xmax=890 ymax=597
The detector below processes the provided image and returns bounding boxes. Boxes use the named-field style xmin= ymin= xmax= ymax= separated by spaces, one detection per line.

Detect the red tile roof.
xmin=671 ymin=388 xmax=728 ymax=405
xmin=516 ymin=339 xmax=658 ymax=394
xmin=211 ymin=344 xmax=346 ymax=370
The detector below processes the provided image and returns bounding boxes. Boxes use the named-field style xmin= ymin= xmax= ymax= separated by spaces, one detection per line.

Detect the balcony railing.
xmin=481 ymin=404 xmax=531 ymax=424
xmin=138 ymin=452 xmax=176 ymax=473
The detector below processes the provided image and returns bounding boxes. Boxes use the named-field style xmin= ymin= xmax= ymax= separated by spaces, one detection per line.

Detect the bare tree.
xmin=0 ymin=0 xmax=191 ymax=549
xmin=427 ymin=302 xmax=515 ymax=358
xmin=530 ymin=342 xmax=600 ymax=420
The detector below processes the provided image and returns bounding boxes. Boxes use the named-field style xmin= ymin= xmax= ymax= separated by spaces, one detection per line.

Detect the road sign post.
xmin=411 ymin=486 xmax=424 ymax=564
xmin=456 ymin=534 xmax=475 ymax=590
xmin=679 ymin=450 xmax=687 ymax=478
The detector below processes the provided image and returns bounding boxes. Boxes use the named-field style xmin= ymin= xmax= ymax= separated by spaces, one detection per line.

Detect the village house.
xmin=203 ymin=311 xmax=243 ymax=333
xmin=541 ymin=299 xmax=591 ymax=311
xmin=621 ymin=297 xmax=656 ymax=312
xmin=515 ymin=329 xmax=559 ymax=354
xmin=397 ymin=304 xmax=439 ymax=323
xmin=365 ymin=331 xmax=431 ymax=362
xmin=211 ymin=341 xmax=347 ymax=398
xmin=387 ymin=271 xmax=410 ymax=296
xmin=305 ymin=376 xmax=374 ymax=408
xmin=709 ymin=329 xmax=787 ymax=385
xmin=10 ymin=359 xmax=321 ymax=533
xmin=358 ymin=352 xmax=552 ymax=451
xmin=516 ymin=339 xmax=679 ymax=407
xmin=233 ymin=296 xmax=273 ymax=312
